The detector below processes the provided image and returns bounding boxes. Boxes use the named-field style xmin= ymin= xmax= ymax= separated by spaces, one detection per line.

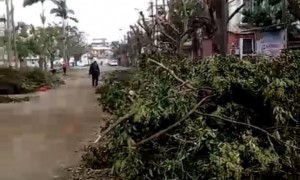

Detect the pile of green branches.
xmin=0 ymin=68 xmax=64 ymax=94
xmin=22 ymin=68 xmax=65 ymax=88
xmin=86 ymin=51 xmax=300 ymax=179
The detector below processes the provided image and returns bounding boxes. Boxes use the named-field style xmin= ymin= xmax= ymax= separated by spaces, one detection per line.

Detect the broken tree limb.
xmin=196 ymin=111 xmax=300 ymax=150
xmin=134 ymin=95 xmax=213 ymax=146
xmin=156 ymin=19 xmax=178 ymax=43
xmin=94 ymin=112 xmax=135 ymax=143
xmin=227 ymin=4 xmax=245 ymax=24
xmin=147 ymin=58 xmax=196 ymax=90
xmin=94 ymin=83 xmax=196 ymax=144
xmin=95 ymin=59 xmax=199 ymax=144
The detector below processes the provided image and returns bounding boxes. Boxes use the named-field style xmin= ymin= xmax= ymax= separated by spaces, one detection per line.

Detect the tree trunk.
xmin=39 ymin=1 xmax=46 ymax=70
xmin=11 ymin=0 xmax=18 ymax=68
xmin=38 ymin=56 xmax=44 ymax=70
xmin=62 ymin=0 xmax=67 ymax=65
xmin=20 ymin=58 xmax=27 ymax=68
xmin=219 ymin=0 xmax=228 ymax=55
xmin=62 ymin=18 xmax=67 ymax=64
xmin=41 ymin=1 xmax=45 ymax=27
xmin=43 ymin=57 xmax=47 ymax=70
xmin=50 ymin=54 xmax=54 ymax=69
xmin=5 ymin=0 xmax=12 ymax=67
xmin=287 ymin=0 xmax=300 ymax=21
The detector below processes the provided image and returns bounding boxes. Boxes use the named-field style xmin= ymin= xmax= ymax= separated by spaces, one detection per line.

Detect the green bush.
xmin=0 ymin=68 xmax=32 ymax=94
xmin=0 ymin=68 xmax=64 ymax=94
xmin=89 ymin=51 xmax=300 ymax=179
xmin=22 ymin=68 xmax=58 ymax=87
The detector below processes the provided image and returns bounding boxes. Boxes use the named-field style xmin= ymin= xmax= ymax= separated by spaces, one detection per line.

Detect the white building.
xmin=90 ymin=38 xmax=112 ymax=58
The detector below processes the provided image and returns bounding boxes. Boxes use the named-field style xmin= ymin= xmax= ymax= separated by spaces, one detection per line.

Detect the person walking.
xmin=89 ymin=61 xmax=100 ymax=87
xmin=62 ymin=61 xmax=67 ymax=75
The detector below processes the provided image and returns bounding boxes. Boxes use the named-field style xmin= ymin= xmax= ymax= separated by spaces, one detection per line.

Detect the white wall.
xmin=228 ymin=0 xmax=244 ymax=32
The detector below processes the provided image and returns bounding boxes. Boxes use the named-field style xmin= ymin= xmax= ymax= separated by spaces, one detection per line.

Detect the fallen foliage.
xmin=0 ymin=95 xmax=30 ymax=103
xmin=66 ymin=165 xmax=117 ymax=180
xmin=84 ymin=51 xmax=300 ymax=179
xmin=0 ymin=68 xmax=65 ymax=95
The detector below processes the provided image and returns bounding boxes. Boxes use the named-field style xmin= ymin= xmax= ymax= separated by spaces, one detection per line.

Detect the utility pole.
xmin=5 ymin=0 xmax=12 ymax=67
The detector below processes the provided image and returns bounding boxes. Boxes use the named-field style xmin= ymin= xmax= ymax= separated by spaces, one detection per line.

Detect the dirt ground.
xmin=0 ymin=69 xmax=107 ymax=180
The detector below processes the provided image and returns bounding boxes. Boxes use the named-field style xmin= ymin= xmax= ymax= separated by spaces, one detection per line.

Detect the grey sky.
xmin=13 ymin=0 xmax=150 ymax=42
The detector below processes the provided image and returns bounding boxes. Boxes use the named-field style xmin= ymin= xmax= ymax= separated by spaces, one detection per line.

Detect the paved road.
xmin=0 ymin=67 xmax=117 ymax=180
xmin=71 ymin=65 xmax=129 ymax=72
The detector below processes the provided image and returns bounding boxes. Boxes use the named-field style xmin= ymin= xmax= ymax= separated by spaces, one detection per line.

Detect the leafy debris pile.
xmin=0 ymin=95 xmax=30 ymax=103
xmin=0 ymin=68 xmax=65 ymax=95
xmin=65 ymin=165 xmax=116 ymax=180
xmin=84 ymin=52 xmax=300 ymax=179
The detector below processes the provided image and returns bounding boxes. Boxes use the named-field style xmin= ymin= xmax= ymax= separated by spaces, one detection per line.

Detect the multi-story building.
xmin=89 ymin=38 xmax=112 ymax=59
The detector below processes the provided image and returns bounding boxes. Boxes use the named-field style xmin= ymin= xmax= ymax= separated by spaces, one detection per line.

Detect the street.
xmin=0 ymin=66 xmax=120 ymax=180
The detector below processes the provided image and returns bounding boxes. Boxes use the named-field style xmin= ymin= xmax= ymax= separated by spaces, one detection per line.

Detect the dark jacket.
xmin=89 ymin=62 xmax=100 ymax=76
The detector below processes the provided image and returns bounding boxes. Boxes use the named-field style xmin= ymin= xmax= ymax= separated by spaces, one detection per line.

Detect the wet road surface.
xmin=0 ymin=68 xmax=111 ymax=180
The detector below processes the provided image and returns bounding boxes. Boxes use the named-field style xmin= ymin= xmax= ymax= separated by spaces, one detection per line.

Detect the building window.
xmin=243 ymin=38 xmax=254 ymax=54
xmin=239 ymin=38 xmax=255 ymax=56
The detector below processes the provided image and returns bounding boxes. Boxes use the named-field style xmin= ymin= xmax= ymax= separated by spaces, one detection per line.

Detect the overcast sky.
xmin=13 ymin=0 xmax=150 ymax=42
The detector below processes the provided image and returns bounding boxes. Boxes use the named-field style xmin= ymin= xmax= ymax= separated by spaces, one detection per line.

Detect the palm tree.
xmin=50 ymin=0 xmax=78 ymax=63
xmin=23 ymin=0 xmax=47 ymax=69
xmin=23 ymin=0 xmax=47 ymax=27
xmin=44 ymin=25 xmax=60 ymax=69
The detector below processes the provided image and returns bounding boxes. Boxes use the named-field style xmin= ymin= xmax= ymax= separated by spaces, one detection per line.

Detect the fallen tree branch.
xmin=227 ymin=4 xmax=245 ymax=24
xmin=166 ymin=133 xmax=195 ymax=144
xmin=148 ymin=58 xmax=196 ymax=90
xmin=134 ymin=95 xmax=213 ymax=146
xmin=127 ymin=95 xmax=134 ymax=103
xmin=157 ymin=25 xmax=178 ymax=43
xmin=94 ymin=112 xmax=135 ymax=143
xmin=196 ymin=111 xmax=300 ymax=150
xmin=94 ymin=84 xmax=190 ymax=143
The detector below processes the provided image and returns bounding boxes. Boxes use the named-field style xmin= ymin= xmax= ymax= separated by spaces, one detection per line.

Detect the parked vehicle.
xmin=51 ymin=61 xmax=63 ymax=72
xmin=108 ymin=60 xmax=118 ymax=66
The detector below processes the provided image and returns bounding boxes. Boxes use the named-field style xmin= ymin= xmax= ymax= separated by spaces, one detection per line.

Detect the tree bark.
xmin=39 ymin=1 xmax=46 ymax=70
xmin=43 ymin=57 xmax=47 ymax=70
xmin=11 ymin=0 xmax=18 ymax=68
xmin=5 ymin=0 xmax=12 ymax=67
xmin=219 ymin=0 xmax=228 ymax=55
xmin=62 ymin=18 xmax=67 ymax=64
xmin=287 ymin=0 xmax=300 ymax=20
xmin=50 ymin=54 xmax=54 ymax=69
xmin=38 ymin=57 xmax=43 ymax=70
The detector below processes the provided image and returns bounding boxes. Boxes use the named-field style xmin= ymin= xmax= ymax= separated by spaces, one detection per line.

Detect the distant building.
xmin=89 ymin=38 xmax=112 ymax=59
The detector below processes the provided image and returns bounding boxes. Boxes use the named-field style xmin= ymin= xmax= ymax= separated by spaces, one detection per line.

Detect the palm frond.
xmin=23 ymin=0 xmax=45 ymax=7
xmin=50 ymin=0 xmax=62 ymax=6
xmin=68 ymin=16 xmax=78 ymax=23
xmin=50 ymin=8 xmax=61 ymax=15
xmin=67 ymin=9 xmax=75 ymax=15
